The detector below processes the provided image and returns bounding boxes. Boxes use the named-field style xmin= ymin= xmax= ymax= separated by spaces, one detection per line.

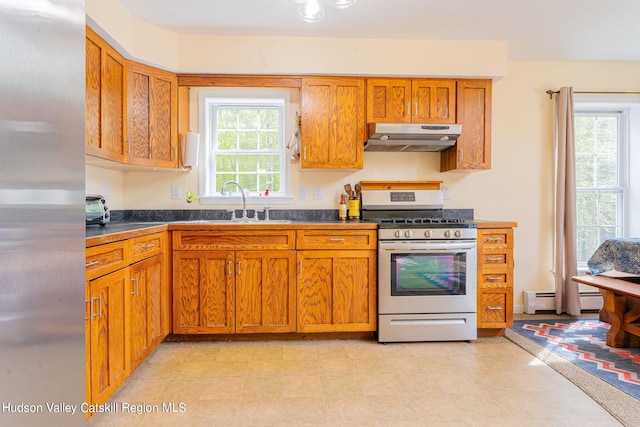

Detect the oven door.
xmin=378 ymin=240 xmax=477 ymax=314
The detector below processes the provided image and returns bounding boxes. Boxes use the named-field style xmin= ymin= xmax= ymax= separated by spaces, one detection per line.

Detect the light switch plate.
xmin=171 ymin=185 xmax=181 ymax=199
xmin=313 ymin=186 xmax=322 ymax=200
xmin=443 ymin=186 xmax=452 ymax=200
xmin=298 ymin=186 xmax=308 ymax=200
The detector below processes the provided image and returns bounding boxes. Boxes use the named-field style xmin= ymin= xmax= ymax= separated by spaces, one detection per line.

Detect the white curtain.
xmin=554 ymin=87 xmax=581 ymax=315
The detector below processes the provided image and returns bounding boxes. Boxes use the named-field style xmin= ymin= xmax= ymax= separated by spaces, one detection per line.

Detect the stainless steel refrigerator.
xmin=0 ymin=1 xmax=86 ymax=426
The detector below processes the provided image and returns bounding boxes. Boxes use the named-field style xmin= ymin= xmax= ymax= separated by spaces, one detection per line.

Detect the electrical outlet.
xmin=171 ymin=185 xmax=181 ymax=200
xmin=313 ymin=186 xmax=322 ymax=200
xmin=298 ymin=186 xmax=308 ymax=200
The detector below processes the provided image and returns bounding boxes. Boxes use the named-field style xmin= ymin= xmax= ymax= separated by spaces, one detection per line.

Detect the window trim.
xmin=574 ymin=102 xmax=630 ymax=270
xmin=197 ymin=91 xmax=293 ymax=206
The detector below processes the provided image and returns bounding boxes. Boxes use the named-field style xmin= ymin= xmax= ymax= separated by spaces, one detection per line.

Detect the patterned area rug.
xmin=510 ymin=319 xmax=640 ymax=400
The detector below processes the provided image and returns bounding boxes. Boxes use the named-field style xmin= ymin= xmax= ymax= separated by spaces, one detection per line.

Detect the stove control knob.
xmin=455 ymin=230 xmax=462 ymax=238
xmin=395 ymin=230 xmax=401 ymax=238
xmin=424 ymin=230 xmax=432 ymax=238
xmin=404 ymin=230 xmax=412 ymax=238
xmin=444 ymin=230 xmax=451 ymax=238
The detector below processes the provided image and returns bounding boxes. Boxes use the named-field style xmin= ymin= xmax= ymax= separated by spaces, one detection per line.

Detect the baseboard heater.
xmin=522 ymin=290 xmax=603 ymax=314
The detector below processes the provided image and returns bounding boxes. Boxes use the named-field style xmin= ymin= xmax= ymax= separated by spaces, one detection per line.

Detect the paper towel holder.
xmin=182 ymin=132 xmax=200 ymax=170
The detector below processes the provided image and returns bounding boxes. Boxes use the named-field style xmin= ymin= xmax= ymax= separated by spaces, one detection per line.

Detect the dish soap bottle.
xmin=338 ymin=193 xmax=347 ymax=220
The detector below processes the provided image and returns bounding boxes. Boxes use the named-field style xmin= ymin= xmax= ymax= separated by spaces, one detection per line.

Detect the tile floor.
xmin=87 ymin=335 xmax=622 ymax=426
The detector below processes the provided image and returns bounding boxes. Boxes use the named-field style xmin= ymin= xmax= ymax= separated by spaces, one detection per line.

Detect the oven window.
xmin=390 ymin=252 xmax=467 ymax=296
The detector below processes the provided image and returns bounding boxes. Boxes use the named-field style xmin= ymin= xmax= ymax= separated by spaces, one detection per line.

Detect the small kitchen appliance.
xmin=85 ymin=194 xmax=110 ymax=226
xmin=361 ymin=186 xmax=477 ymax=343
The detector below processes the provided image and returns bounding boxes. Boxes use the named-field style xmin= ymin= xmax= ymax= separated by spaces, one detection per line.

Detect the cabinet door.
xmin=366 ymin=79 xmax=412 ymax=123
xmin=297 ymin=250 xmax=376 ymax=332
xmin=129 ymin=254 xmax=163 ymax=371
xmin=127 ymin=62 xmax=178 ymax=167
xmin=441 ymin=79 xmax=492 ymax=171
xmin=301 ymin=77 xmax=365 ymax=169
xmin=173 ymin=251 xmax=235 ymax=334
xmin=85 ymin=27 xmax=127 ymax=162
xmin=87 ymin=268 xmax=128 ymax=406
xmin=235 ymin=250 xmax=296 ymax=333
xmin=412 ymin=79 xmax=456 ymax=124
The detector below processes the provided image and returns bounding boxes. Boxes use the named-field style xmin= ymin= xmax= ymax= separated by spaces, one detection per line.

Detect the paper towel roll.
xmin=183 ymin=132 xmax=200 ymax=168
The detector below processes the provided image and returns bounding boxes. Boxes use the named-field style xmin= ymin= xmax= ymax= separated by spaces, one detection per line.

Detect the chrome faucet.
xmin=220 ymin=180 xmax=248 ymax=220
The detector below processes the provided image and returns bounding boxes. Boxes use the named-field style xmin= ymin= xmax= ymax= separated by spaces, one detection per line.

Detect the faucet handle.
xmin=262 ymin=205 xmax=272 ymax=221
xmin=225 ymin=209 xmax=237 ymax=220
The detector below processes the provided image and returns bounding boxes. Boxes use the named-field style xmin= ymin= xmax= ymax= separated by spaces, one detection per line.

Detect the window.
xmin=574 ymin=108 xmax=629 ymax=265
xmin=198 ymin=91 xmax=291 ymax=204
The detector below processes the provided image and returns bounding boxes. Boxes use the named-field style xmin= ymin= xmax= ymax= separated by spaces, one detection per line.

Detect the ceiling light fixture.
xmin=293 ymin=0 xmax=357 ymax=23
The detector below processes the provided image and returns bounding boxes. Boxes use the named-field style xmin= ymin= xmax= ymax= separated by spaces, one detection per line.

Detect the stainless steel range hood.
xmin=365 ymin=123 xmax=462 ymax=152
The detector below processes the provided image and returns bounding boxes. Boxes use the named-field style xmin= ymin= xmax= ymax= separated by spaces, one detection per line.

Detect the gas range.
xmin=360 ymin=188 xmax=476 ymax=240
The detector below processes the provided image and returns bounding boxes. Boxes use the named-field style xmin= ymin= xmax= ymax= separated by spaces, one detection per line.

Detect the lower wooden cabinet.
xmin=129 ymin=254 xmax=164 ymax=371
xmin=172 ymin=230 xmax=297 ymax=334
xmin=85 ymin=230 xmax=168 ymax=416
xmin=296 ymin=229 xmax=377 ymax=333
xmin=297 ymin=249 xmax=376 ymax=332
xmin=171 ymin=227 xmax=377 ymax=335
xmin=477 ymin=227 xmax=515 ymax=332
xmin=235 ymin=250 xmax=296 ymax=333
xmin=173 ymin=250 xmax=297 ymax=334
xmin=86 ymin=269 xmax=128 ymax=406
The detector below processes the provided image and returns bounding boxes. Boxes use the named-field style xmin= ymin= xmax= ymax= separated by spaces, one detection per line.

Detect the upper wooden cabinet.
xmin=366 ymin=79 xmax=456 ymax=124
xmin=85 ymin=27 xmax=127 ymax=162
xmin=440 ymin=79 xmax=492 ymax=171
xmin=85 ymin=26 xmax=179 ymax=168
xmin=127 ymin=62 xmax=179 ymax=168
xmin=300 ymin=77 xmax=365 ymax=169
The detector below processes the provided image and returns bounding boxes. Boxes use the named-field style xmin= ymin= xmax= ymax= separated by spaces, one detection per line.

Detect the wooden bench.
xmin=573 ymin=274 xmax=640 ymax=348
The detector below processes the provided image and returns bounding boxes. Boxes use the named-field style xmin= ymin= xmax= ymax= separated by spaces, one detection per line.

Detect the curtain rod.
xmin=546 ymin=90 xmax=640 ymax=99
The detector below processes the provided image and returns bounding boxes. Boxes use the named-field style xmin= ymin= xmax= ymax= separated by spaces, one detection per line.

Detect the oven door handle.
xmin=379 ymin=241 xmax=476 ymax=251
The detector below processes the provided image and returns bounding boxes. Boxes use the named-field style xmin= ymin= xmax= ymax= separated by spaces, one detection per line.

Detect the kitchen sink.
xmin=173 ymin=219 xmax=291 ymax=224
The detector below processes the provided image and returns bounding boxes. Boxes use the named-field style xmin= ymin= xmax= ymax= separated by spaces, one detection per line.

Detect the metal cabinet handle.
xmin=172 ymin=146 xmax=177 ymax=161
xmin=487 ymin=276 xmax=503 ymax=281
xmin=85 ymin=261 xmax=100 ymax=268
xmin=414 ymin=102 xmax=418 ymax=117
xmin=299 ymin=259 xmax=303 ymax=275
xmin=141 ymin=243 xmax=155 ymax=249
xmin=486 ymin=237 xmax=504 ymax=242
xmin=237 ymin=260 xmax=241 ymax=275
xmin=227 ymin=260 xmax=232 ymax=276
xmin=303 ymin=147 xmax=307 ymax=160
xmin=329 ymin=238 xmax=344 ymax=242
xmin=131 ymin=277 xmax=139 ymax=295
xmin=486 ymin=256 xmax=504 ymax=262
xmin=487 ymin=306 xmax=503 ymax=310
xmin=92 ymin=295 xmax=102 ymax=319
xmin=458 ymin=148 xmax=464 ymax=161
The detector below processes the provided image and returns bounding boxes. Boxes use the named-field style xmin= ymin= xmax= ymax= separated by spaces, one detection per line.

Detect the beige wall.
xmin=85 ymin=0 xmax=640 ymax=312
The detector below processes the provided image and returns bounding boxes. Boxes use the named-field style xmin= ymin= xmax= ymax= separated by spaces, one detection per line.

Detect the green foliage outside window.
xmin=574 ymin=114 xmax=623 ymax=264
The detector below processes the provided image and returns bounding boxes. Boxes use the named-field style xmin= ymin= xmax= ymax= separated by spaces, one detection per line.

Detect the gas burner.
xmin=370 ymin=217 xmax=475 ymax=228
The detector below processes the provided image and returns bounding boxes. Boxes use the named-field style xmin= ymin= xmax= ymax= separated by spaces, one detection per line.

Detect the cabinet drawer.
xmin=478 ymin=229 xmax=514 ymax=249
xmin=296 ymin=230 xmax=377 ymax=250
xmin=478 ymin=271 xmax=513 ymax=289
xmin=478 ymin=288 xmax=513 ymax=327
xmin=173 ymin=230 xmax=295 ymax=251
xmin=130 ymin=232 xmax=163 ymax=264
xmin=86 ymin=241 xmax=129 ymax=281
xmin=479 ymin=249 xmax=513 ymax=270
